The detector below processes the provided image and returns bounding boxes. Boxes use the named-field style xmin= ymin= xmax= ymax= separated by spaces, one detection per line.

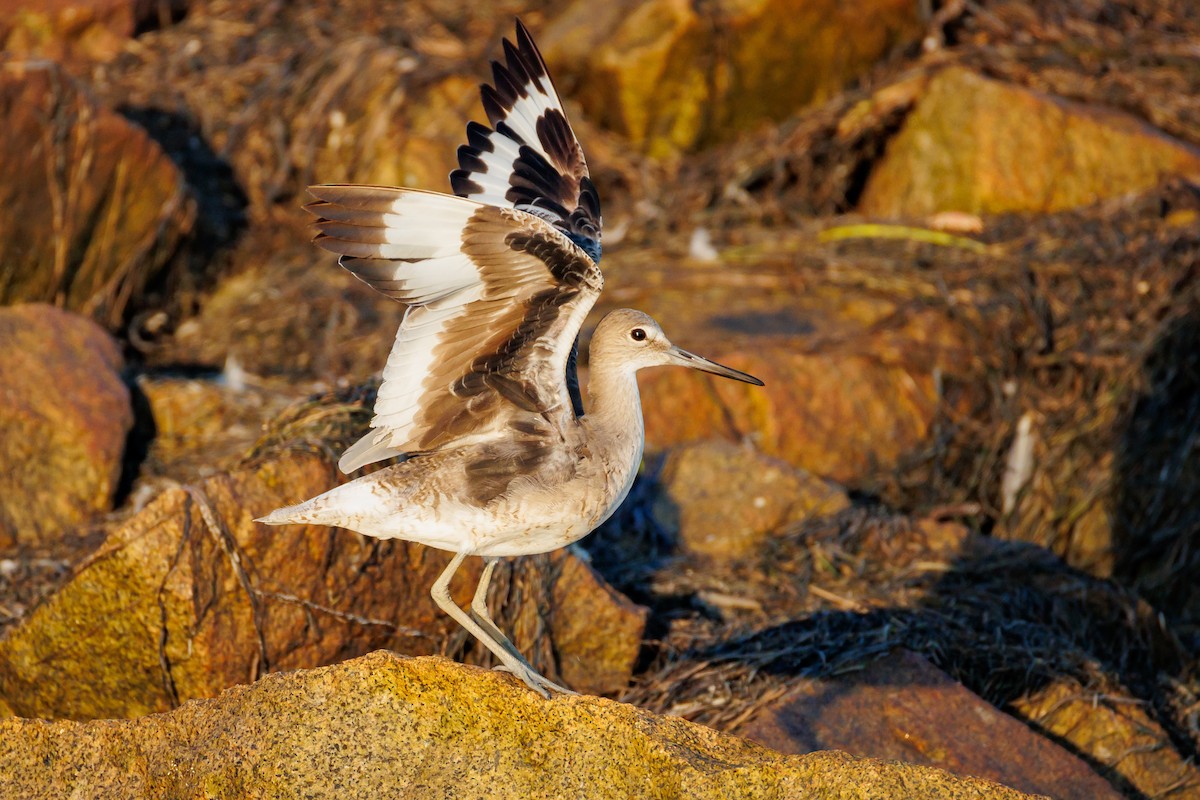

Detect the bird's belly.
xmin=467 ymin=494 xmax=600 ymax=557
xmin=315 ymin=443 xmax=633 ymax=558
xmin=333 ymin=492 xmax=595 ymax=558
xmin=477 ymin=450 xmax=642 ymax=557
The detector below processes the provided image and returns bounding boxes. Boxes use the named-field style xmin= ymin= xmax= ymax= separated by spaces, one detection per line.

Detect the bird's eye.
xmin=630 ymin=328 xmax=647 ymax=341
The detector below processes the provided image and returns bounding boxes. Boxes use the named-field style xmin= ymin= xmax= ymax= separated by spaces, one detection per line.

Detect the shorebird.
xmin=258 ymin=20 xmax=763 ymax=697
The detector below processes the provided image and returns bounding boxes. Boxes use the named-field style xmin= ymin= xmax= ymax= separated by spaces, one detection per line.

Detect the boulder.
xmin=592 ymin=244 xmax=975 ymax=489
xmin=1011 ymin=678 xmax=1200 ymax=798
xmin=652 ymin=440 xmax=849 ymax=558
xmin=860 ymin=67 xmax=1200 ymax=216
xmin=741 ymin=649 xmax=1120 ymax=800
xmin=0 ymin=61 xmax=195 ymax=328
xmin=0 ymin=0 xmax=171 ymax=64
xmin=0 ymin=449 xmax=646 ymax=719
xmin=0 ymin=651 xmax=1042 ymax=799
xmin=279 ymin=43 xmax=477 ymax=202
xmin=639 ymin=343 xmax=946 ymax=485
xmin=0 ymin=305 xmax=132 ymax=548
xmin=136 ymin=376 xmax=294 ymax=482
xmin=542 ymin=0 xmax=923 ymax=157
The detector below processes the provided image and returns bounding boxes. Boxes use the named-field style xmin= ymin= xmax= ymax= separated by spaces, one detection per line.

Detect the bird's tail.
xmin=254 ymin=498 xmax=325 ymax=527
xmin=255 ymin=486 xmax=352 ymax=527
xmin=254 ymin=474 xmax=402 ymax=529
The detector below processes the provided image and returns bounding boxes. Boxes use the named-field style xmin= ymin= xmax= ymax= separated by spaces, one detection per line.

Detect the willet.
xmin=257 ymin=20 xmax=763 ymax=697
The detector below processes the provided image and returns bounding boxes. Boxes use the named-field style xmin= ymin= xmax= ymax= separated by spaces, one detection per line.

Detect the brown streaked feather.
xmin=462 ymin=430 xmax=572 ymax=507
xmin=304 ymin=185 xmax=601 ymax=469
xmin=406 ymin=211 xmax=599 ymax=452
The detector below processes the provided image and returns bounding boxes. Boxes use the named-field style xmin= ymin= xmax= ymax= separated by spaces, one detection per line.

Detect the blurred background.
xmin=1 ymin=1 xmax=1199 ymax=796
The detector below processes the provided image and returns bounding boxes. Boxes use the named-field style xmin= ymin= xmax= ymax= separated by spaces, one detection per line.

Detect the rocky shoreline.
xmin=2 ymin=1 xmax=1199 ymax=797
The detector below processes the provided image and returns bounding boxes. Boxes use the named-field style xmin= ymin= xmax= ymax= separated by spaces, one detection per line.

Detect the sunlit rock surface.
xmin=0 ymin=304 xmax=132 ymax=547
xmin=0 ymin=652 xmax=1041 ymax=800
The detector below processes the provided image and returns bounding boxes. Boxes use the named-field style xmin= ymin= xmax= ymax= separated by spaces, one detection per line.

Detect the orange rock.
xmin=542 ymin=0 xmax=923 ymax=157
xmin=0 ymin=652 xmax=1043 ymax=799
xmin=544 ymin=549 xmax=648 ymax=694
xmin=591 ymin=242 xmax=974 ymax=488
xmin=742 ymin=649 xmax=1121 ymax=800
xmin=1012 ymin=678 xmax=1200 ymax=798
xmin=0 ymin=61 xmax=195 ymax=328
xmin=860 ymin=67 xmax=1200 ymax=216
xmin=0 ymin=0 xmax=148 ymax=64
xmin=0 ymin=448 xmax=645 ymax=719
xmin=652 ymin=440 xmax=849 ymax=558
xmin=285 ymin=45 xmax=477 ymax=199
xmin=640 ymin=343 xmax=945 ymax=485
xmin=0 ymin=305 xmax=131 ymax=548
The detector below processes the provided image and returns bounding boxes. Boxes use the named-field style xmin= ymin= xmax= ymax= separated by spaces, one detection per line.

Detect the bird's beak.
xmin=668 ymin=346 xmax=764 ymax=386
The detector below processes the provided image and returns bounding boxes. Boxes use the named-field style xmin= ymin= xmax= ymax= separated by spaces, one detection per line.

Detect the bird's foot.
xmin=493 ymin=663 xmax=578 ymax=698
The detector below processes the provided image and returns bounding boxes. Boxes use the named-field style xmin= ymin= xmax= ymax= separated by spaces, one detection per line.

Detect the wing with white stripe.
xmin=449 ymin=19 xmax=602 ymax=264
xmin=306 ymin=185 xmax=603 ymax=473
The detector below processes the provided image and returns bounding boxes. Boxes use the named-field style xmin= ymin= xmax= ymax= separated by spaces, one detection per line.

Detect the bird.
xmin=257 ymin=19 xmax=763 ymax=697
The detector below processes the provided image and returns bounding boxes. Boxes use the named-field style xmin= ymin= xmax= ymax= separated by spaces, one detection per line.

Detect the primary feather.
xmin=308 ymin=20 xmax=605 ymax=474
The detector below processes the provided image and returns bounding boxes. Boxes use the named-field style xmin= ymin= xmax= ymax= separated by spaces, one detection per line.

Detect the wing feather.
xmin=304 ymin=185 xmax=602 ymax=473
xmin=303 ymin=22 xmax=603 ymax=474
xmin=449 ymin=19 xmax=602 ymax=263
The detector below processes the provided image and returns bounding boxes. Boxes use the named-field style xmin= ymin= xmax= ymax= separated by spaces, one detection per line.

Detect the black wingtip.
xmin=465 ymin=120 xmax=493 ymax=150
xmin=449 ymin=169 xmax=484 ymax=198
xmin=480 ymin=83 xmax=507 ymax=129
xmin=514 ymin=17 xmax=532 ymax=45
xmin=512 ymin=17 xmax=549 ymax=84
xmin=456 ymin=144 xmax=488 ymax=174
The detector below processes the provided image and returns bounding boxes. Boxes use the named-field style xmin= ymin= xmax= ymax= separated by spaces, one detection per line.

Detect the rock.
xmin=280 ymin=43 xmax=477 ymax=202
xmin=0 ymin=0 xmax=168 ymax=64
xmin=0 ymin=651 xmax=1042 ymax=799
xmin=652 ymin=440 xmax=849 ymax=558
xmin=741 ymin=650 xmax=1120 ymax=800
xmin=1011 ymin=678 xmax=1200 ymax=798
xmin=0 ymin=448 xmax=645 ymax=719
xmin=590 ymin=244 xmax=975 ymax=490
xmin=0 ymin=546 xmax=78 ymax=648
xmin=638 ymin=341 xmax=948 ymax=486
xmin=540 ymin=548 xmax=647 ymax=694
xmin=542 ymin=0 xmax=923 ymax=157
xmin=136 ymin=376 xmax=293 ymax=483
xmin=859 ymin=67 xmax=1200 ymax=216
xmin=0 ymin=305 xmax=132 ymax=548
xmin=0 ymin=61 xmax=195 ymax=328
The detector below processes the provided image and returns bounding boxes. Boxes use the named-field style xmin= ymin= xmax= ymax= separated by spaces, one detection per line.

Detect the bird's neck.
xmin=584 ymin=359 xmax=645 ymax=470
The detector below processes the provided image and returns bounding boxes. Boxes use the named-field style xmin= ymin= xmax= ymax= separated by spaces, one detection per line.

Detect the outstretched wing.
xmin=450 ymin=19 xmax=602 ymax=266
xmin=450 ymin=19 xmax=602 ymax=417
xmin=307 ymin=185 xmax=602 ymax=473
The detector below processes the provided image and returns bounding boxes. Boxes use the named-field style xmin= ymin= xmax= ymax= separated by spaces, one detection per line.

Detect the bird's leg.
xmin=469 ymin=556 xmax=575 ymax=696
xmin=430 ymin=552 xmax=573 ymax=698
xmin=469 ymin=557 xmax=525 ymax=662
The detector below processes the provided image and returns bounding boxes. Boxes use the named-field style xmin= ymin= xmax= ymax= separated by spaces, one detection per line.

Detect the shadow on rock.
xmin=117 ymin=105 xmax=249 ymax=334
xmin=617 ymin=505 xmax=1199 ymax=798
xmin=1112 ymin=306 xmax=1200 ymax=645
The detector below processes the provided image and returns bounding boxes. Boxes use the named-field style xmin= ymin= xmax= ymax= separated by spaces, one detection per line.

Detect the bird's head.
xmin=590 ymin=309 xmax=763 ymax=385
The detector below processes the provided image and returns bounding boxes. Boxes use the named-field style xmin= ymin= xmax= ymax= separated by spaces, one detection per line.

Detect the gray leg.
xmin=431 ymin=552 xmax=573 ymax=698
xmin=469 ymin=556 xmax=574 ymax=696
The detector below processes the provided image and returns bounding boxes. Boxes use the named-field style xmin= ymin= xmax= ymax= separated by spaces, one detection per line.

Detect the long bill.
xmin=668 ymin=346 xmax=764 ymax=386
